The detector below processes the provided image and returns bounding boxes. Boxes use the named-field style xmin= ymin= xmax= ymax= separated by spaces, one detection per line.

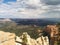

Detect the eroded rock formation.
xmin=45 ymin=25 xmax=58 ymax=45
xmin=16 ymin=32 xmax=49 ymax=45
xmin=45 ymin=25 xmax=58 ymax=38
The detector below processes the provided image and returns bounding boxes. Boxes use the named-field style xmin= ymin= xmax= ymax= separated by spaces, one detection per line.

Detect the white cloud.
xmin=0 ymin=0 xmax=49 ymax=18
xmin=0 ymin=0 xmax=60 ymax=18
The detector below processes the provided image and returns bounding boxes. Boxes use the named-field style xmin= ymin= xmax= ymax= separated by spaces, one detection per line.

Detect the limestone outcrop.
xmin=36 ymin=36 xmax=49 ymax=45
xmin=16 ymin=32 xmax=49 ymax=45
xmin=0 ymin=31 xmax=16 ymax=45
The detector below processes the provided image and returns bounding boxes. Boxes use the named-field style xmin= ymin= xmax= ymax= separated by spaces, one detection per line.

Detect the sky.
xmin=0 ymin=0 xmax=60 ymax=18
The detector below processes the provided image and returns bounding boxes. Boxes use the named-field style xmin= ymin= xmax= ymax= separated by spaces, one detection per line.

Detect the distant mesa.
xmin=0 ymin=18 xmax=12 ymax=22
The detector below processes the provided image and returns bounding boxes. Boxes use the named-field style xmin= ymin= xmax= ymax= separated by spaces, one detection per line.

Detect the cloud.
xmin=0 ymin=0 xmax=60 ymax=18
xmin=41 ymin=10 xmax=60 ymax=18
xmin=0 ymin=0 xmax=3 ymax=3
xmin=0 ymin=0 xmax=49 ymax=18
xmin=41 ymin=0 xmax=60 ymax=5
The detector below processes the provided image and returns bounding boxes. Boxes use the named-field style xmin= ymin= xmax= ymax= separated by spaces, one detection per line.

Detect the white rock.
xmin=16 ymin=43 xmax=22 ymax=45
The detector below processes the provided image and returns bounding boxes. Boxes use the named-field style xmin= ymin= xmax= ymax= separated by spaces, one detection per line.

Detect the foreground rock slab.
xmin=0 ymin=31 xmax=16 ymax=45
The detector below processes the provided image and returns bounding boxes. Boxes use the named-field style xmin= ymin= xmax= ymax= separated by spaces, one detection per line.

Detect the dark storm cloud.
xmin=41 ymin=0 xmax=60 ymax=5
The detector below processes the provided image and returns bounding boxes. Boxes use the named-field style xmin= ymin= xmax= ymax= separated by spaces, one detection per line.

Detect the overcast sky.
xmin=0 ymin=0 xmax=60 ymax=18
